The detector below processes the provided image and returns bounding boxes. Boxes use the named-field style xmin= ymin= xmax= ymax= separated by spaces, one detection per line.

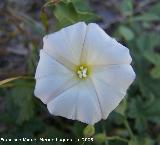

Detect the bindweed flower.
xmin=34 ymin=22 xmax=135 ymax=124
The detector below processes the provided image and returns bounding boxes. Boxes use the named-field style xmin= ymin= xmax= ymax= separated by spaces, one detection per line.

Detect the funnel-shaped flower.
xmin=34 ymin=22 xmax=135 ymax=124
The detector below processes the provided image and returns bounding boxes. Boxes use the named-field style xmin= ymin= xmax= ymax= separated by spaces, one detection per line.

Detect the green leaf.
xmin=54 ymin=2 xmax=76 ymax=27
xmin=115 ymin=98 xmax=127 ymax=116
xmin=72 ymin=0 xmax=100 ymax=20
xmin=143 ymin=51 xmax=160 ymax=65
xmin=127 ymin=97 xmax=148 ymax=132
xmin=148 ymin=2 xmax=160 ymax=16
xmin=136 ymin=33 xmax=160 ymax=65
xmin=136 ymin=32 xmax=160 ymax=51
xmin=83 ymin=125 xmax=95 ymax=137
xmin=118 ymin=25 xmax=135 ymax=41
xmin=53 ymin=1 xmax=98 ymax=29
xmin=120 ymin=0 xmax=133 ymax=16
xmin=150 ymin=66 xmax=160 ymax=79
xmin=6 ymin=79 xmax=35 ymax=124
xmin=71 ymin=0 xmax=90 ymax=13
xmin=132 ymin=13 xmax=160 ymax=22
xmin=128 ymin=91 xmax=160 ymax=126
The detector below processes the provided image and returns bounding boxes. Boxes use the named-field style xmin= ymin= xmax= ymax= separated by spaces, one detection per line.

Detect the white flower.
xmin=34 ymin=22 xmax=135 ymax=124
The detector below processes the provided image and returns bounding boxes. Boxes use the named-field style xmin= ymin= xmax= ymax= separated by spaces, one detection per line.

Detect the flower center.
xmin=77 ymin=65 xmax=88 ymax=79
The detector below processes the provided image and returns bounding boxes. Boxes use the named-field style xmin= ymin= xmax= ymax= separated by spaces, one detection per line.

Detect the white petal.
xmin=47 ymin=80 xmax=102 ymax=124
xmin=91 ymin=64 xmax=135 ymax=94
xmin=34 ymin=49 xmax=78 ymax=104
xmin=83 ymin=23 xmax=132 ymax=65
xmin=90 ymin=77 xmax=125 ymax=119
xmin=43 ymin=22 xmax=87 ymax=66
xmin=35 ymin=50 xmax=72 ymax=79
xmin=34 ymin=75 xmax=77 ymax=104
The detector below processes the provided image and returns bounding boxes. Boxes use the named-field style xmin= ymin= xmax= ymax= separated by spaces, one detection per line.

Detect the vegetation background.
xmin=0 ymin=0 xmax=160 ymax=145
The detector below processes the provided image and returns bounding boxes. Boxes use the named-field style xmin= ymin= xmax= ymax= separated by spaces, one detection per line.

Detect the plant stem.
xmin=101 ymin=121 xmax=108 ymax=145
xmin=101 ymin=120 xmax=106 ymax=134
xmin=81 ymin=140 xmax=85 ymax=145
xmin=106 ymin=136 xmax=129 ymax=143
xmin=124 ymin=118 xmax=134 ymax=138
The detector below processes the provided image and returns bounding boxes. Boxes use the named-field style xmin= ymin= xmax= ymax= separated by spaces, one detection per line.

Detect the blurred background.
xmin=0 ymin=0 xmax=160 ymax=145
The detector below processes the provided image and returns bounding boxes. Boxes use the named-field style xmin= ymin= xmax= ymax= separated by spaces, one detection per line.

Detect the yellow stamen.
xmin=77 ymin=65 xmax=88 ymax=79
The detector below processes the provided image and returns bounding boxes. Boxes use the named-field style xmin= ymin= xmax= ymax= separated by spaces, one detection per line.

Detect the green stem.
xmin=124 ymin=118 xmax=134 ymax=138
xmin=101 ymin=120 xmax=106 ymax=134
xmin=81 ymin=140 xmax=85 ymax=145
xmin=101 ymin=121 xmax=108 ymax=145
xmin=106 ymin=136 xmax=129 ymax=143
